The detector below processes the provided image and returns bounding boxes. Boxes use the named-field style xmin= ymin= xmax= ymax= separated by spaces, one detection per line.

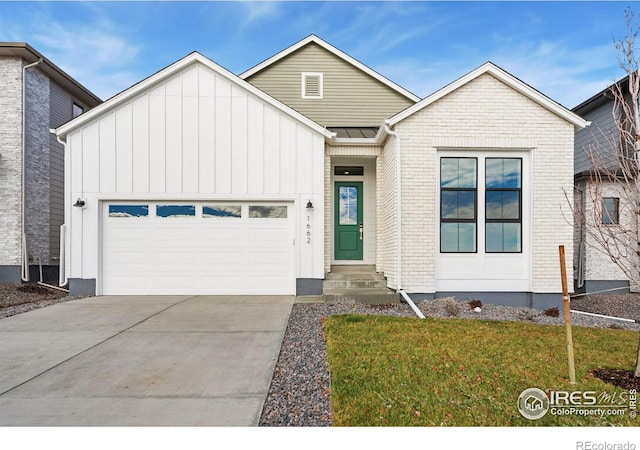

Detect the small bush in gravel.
xmin=543 ymin=307 xmax=560 ymax=318
xmin=469 ymin=299 xmax=483 ymax=309
xmin=518 ymin=309 xmax=538 ymax=321
xmin=609 ymin=323 xmax=624 ymax=330
xmin=441 ymin=297 xmax=461 ymax=317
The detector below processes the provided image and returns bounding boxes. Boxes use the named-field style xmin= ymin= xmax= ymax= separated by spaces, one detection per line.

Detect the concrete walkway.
xmin=0 ymin=295 xmax=294 ymax=426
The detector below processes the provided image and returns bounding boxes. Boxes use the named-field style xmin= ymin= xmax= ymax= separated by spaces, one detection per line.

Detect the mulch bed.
xmin=591 ymin=368 xmax=640 ymax=391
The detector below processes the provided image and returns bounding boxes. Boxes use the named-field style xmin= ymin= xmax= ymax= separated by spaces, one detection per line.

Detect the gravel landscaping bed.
xmin=259 ymin=295 xmax=640 ymax=427
xmin=0 ymin=282 xmax=84 ymax=319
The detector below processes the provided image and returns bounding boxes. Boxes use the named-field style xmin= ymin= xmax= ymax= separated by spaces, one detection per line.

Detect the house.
xmin=572 ymin=75 xmax=637 ymax=294
xmin=53 ymin=35 xmax=587 ymax=308
xmin=0 ymin=43 xmax=101 ymax=284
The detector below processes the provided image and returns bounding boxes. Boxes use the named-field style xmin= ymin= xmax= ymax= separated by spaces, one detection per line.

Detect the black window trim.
xmin=484 ymin=157 xmax=523 ymax=254
xmin=440 ymin=157 xmax=478 ymax=254
xmin=602 ymin=197 xmax=620 ymax=225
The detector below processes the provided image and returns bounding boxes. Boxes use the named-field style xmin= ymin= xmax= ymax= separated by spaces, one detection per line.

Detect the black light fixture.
xmin=73 ymin=198 xmax=86 ymax=208
xmin=306 ymin=200 xmax=314 ymax=209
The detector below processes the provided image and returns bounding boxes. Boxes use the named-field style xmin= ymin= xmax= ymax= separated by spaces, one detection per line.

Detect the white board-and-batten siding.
xmin=65 ymin=61 xmax=325 ymax=284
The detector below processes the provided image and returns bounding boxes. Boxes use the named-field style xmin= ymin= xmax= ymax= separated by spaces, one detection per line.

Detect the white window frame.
xmin=301 ymin=72 xmax=323 ymax=99
xmin=435 ymin=149 xmax=532 ymax=292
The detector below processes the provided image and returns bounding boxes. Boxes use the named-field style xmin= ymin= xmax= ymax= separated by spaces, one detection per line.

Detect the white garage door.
xmin=102 ymin=202 xmax=295 ymax=295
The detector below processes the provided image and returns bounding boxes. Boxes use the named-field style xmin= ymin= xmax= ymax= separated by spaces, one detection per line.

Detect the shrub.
xmin=469 ymin=299 xmax=483 ymax=309
xmin=518 ymin=310 xmax=538 ymax=321
xmin=441 ymin=297 xmax=461 ymax=317
xmin=543 ymin=307 xmax=560 ymax=318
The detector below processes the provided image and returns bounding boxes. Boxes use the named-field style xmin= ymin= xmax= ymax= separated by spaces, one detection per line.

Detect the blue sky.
xmin=0 ymin=1 xmax=634 ymax=108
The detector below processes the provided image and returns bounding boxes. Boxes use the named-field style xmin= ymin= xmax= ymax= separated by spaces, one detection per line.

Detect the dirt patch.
xmin=591 ymin=368 xmax=640 ymax=391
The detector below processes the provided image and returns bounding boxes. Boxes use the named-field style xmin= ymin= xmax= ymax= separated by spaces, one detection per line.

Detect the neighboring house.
xmin=53 ymin=35 xmax=587 ymax=308
xmin=572 ymin=76 xmax=636 ymax=294
xmin=0 ymin=43 xmax=101 ymax=283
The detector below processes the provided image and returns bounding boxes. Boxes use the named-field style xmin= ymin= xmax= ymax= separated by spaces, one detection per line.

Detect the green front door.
xmin=334 ymin=182 xmax=363 ymax=260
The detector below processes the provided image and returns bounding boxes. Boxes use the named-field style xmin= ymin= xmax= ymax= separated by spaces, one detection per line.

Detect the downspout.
xmin=55 ymin=134 xmax=69 ymax=288
xmin=21 ymin=58 xmax=43 ymax=282
xmin=384 ymin=121 xmax=426 ymax=319
xmin=576 ymin=186 xmax=585 ymax=289
xmin=383 ymin=120 xmax=402 ymax=292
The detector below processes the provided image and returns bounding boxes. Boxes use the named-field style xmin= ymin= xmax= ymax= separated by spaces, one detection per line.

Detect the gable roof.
xmin=386 ymin=62 xmax=589 ymax=130
xmin=54 ymin=51 xmax=335 ymax=140
xmin=0 ymin=42 xmax=102 ymax=106
xmin=240 ymin=34 xmax=421 ymax=103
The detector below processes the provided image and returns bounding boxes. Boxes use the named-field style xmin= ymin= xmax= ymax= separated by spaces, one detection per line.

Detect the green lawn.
xmin=325 ymin=315 xmax=639 ymax=426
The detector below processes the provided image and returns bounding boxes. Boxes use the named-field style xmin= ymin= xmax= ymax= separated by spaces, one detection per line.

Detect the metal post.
xmin=559 ymin=245 xmax=577 ymax=384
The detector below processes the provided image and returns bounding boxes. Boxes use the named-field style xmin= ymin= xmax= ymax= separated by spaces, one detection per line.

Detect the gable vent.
xmin=302 ymin=72 xmax=323 ymax=99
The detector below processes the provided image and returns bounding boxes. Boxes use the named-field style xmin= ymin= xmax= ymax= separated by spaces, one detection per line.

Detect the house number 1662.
xmin=306 ymin=216 xmax=311 ymax=244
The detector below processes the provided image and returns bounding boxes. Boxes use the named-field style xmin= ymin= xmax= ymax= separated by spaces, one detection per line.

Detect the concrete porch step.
xmin=329 ymin=265 xmax=376 ymax=273
xmin=324 ymin=265 xmax=397 ymax=304
xmin=323 ymin=278 xmax=388 ymax=289
xmin=323 ymin=288 xmax=400 ymax=305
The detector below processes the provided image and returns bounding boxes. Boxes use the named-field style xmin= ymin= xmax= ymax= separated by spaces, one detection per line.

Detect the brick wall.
xmin=0 ymin=57 xmax=23 ymax=267
xmin=24 ymin=67 xmax=51 ymax=264
xmin=390 ymin=73 xmax=575 ymax=294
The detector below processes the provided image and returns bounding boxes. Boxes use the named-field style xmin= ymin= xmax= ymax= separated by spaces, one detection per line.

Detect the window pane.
xmin=203 ymin=205 xmax=241 ymax=218
xmin=441 ymin=223 xmax=476 ymax=252
xmin=72 ymin=103 xmax=84 ymax=118
xmin=486 ymin=158 xmax=521 ymax=188
xmin=442 ymin=190 xmax=476 ymax=219
xmin=248 ymin=205 xmax=287 ymax=218
xmin=339 ymin=186 xmax=358 ymax=225
xmin=334 ymin=166 xmax=364 ymax=176
xmin=441 ymin=158 xmax=477 ymax=188
xmin=503 ymin=223 xmax=522 ymax=252
xmin=602 ymin=198 xmax=619 ymax=224
xmin=486 ymin=191 xmax=520 ymax=220
xmin=109 ymin=205 xmax=148 ymax=217
xmin=486 ymin=223 xmax=521 ymax=252
xmin=156 ymin=205 xmax=195 ymax=218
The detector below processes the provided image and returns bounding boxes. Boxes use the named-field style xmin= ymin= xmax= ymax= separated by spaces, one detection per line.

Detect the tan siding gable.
xmin=245 ymin=43 xmax=415 ymax=127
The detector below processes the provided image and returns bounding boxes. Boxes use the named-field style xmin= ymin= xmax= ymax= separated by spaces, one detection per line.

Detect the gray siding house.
xmin=572 ymin=76 xmax=636 ymax=293
xmin=0 ymin=43 xmax=101 ymax=283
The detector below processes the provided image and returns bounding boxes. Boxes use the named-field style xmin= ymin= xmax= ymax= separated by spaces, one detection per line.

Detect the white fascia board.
xmin=240 ymin=35 xmax=421 ymax=103
xmin=55 ymin=52 xmax=334 ymax=140
xmin=332 ymin=137 xmax=379 ymax=146
xmin=387 ymin=62 xmax=589 ymax=130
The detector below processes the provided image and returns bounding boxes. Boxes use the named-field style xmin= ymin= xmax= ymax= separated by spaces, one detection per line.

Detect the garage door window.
xmin=108 ymin=205 xmax=149 ymax=218
xmin=249 ymin=205 xmax=287 ymax=218
xmin=156 ymin=205 xmax=196 ymax=218
xmin=203 ymin=205 xmax=242 ymax=218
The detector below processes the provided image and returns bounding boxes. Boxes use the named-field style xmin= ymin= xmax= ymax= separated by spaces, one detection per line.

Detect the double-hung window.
xmin=485 ymin=158 xmax=522 ymax=252
xmin=440 ymin=157 xmax=477 ymax=252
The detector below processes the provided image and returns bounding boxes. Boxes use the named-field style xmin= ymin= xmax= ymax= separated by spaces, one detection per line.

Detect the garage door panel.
xmin=201 ymin=228 xmax=245 ymax=241
xmin=102 ymin=202 xmax=294 ymax=295
xmin=104 ymin=251 xmax=150 ymax=265
xmin=154 ymin=252 xmax=199 ymax=265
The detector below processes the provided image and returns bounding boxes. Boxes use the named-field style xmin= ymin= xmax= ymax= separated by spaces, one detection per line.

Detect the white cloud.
xmin=237 ymin=1 xmax=283 ymax=28
xmin=0 ymin=5 xmax=143 ymax=100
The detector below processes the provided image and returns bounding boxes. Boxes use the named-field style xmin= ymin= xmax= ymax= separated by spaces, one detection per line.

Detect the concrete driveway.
xmin=0 ymin=295 xmax=293 ymax=426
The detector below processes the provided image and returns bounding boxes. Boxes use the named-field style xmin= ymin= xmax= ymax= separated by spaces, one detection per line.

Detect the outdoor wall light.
xmin=306 ymin=200 xmax=314 ymax=209
xmin=73 ymin=198 xmax=86 ymax=208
